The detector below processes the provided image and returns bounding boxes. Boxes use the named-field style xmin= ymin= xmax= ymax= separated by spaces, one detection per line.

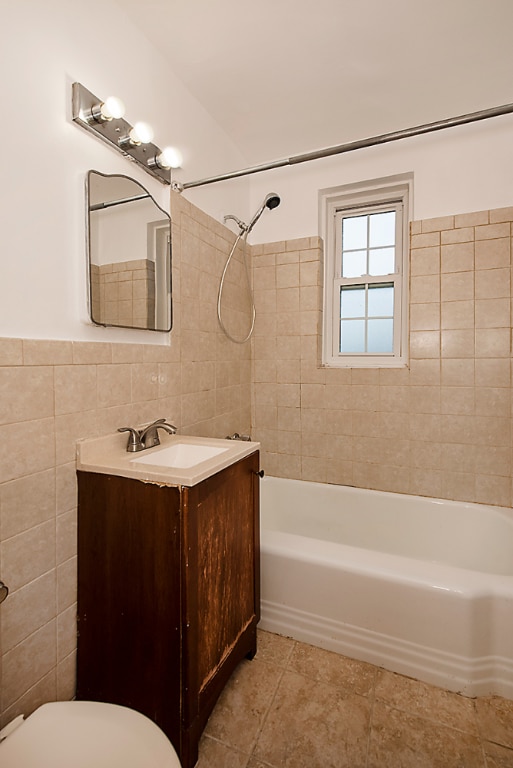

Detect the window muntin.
xmin=321 ymin=175 xmax=411 ymax=368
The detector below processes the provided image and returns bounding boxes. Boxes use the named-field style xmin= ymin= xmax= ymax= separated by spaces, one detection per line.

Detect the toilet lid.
xmin=0 ymin=701 xmax=181 ymax=768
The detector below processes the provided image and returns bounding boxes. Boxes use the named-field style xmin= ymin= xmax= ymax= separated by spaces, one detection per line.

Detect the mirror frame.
xmin=86 ymin=170 xmax=173 ymax=332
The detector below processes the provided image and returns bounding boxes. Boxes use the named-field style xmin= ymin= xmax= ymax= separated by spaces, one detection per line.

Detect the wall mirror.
xmin=87 ymin=170 xmax=172 ymax=331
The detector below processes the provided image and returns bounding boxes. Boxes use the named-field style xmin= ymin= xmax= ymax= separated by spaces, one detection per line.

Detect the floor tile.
xmin=288 ymin=641 xmax=376 ymax=697
xmin=253 ymin=669 xmax=371 ymax=767
xmin=256 ymin=629 xmax=295 ymax=668
xmin=196 ymin=735 xmax=249 ymax=768
xmin=204 ymin=657 xmax=282 ymax=754
xmin=475 ymin=696 xmax=513 ymax=748
xmin=198 ymin=632 xmax=513 ymax=768
xmin=374 ymin=668 xmax=478 ymax=734
xmin=484 ymin=741 xmax=513 ymax=768
xmin=368 ymin=702 xmax=485 ymax=768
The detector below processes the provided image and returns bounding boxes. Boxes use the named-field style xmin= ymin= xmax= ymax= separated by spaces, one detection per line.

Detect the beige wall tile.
xmin=2 ymin=519 xmax=55 ymax=592
xmin=56 ymin=508 xmax=77 ymax=565
xmin=410 ymin=247 xmax=441 ymax=276
xmin=276 ymin=263 xmax=299 ymax=288
xmin=475 ymin=328 xmax=510 ymax=358
xmin=57 ymin=556 xmax=77 ymax=614
xmin=1 ymin=620 xmax=57 ymax=711
xmin=475 ymin=445 xmax=511 ymax=476
xmin=0 ymin=367 xmax=54 ymax=426
xmin=410 ymin=303 xmax=440 ymax=331
xmin=0 ymin=469 xmax=55 ymax=539
xmin=22 ymin=340 xmax=73 ymax=366
xmin=441 ymin=227 xmax=474 ymax=245
xmin=441 ymin=300 xmax=474 ymax=330
xmin=57 ymin=651 xmax=77 ymax=702
xmin=54 ymin=365 xmax=97 ymax=415
xmin=475 ymin=237 xmax=511 ymax=269
xmin=441 ymin=329 xmax=475 ymax=358
xmin=57 ymin=604 xmax=77 ymax=663
xmin=475 ymin=223 xmax=511 ymax=241
xmin=411 ymin=232 xmax=440 ymax=248
xmin=441 ymin=359 xmax=475 ymax=386
xmin=421 ymin=215 xmax=454 ymax=233
xmin=475 ymin=475 xmax=511 ymax=506
xmin=454 ymin=210 xmax=488 ymax=227
xmin=475 ymin=268 xmax=510 ymax=299
xmin=72 ymin=342 xmax=112 ymax=365
xmin=0 ymin=669 xmax=56 ymax=728
xmin=475 ymin=387 xmax=510 ymax=416
xmin=475 ymin=358 xmax=510 ymax=387
xmin=410 ymin=275 xmax=440 ymax=303
xmin=440 ymin=387 xmax=474 ymax=415
xmin=97 ymin=364 xmax=132 ymax=408
xmin=410 ymin=330 xmax=440 ymax=359
xmin=441 ymin=471 xmax=476 ymax=502
xmin=410 ymin=468 xmax=443 ymax=497
xmin=441 ymin=242 xmax=474 ymax=273
xmin=475 ymin=298 xmax=510 ymax=328
xmin=441 ymin=271 xmax=474 ymax=302
xmin=1 ymin=571 xmax=56 ymax=653
xmin=0 ymin=417 xmax=56 ymax=485
xmin=409 ymin=359 xmax=440 ymax=385
xmin=0 ymin=338 xmax=23 ymax=366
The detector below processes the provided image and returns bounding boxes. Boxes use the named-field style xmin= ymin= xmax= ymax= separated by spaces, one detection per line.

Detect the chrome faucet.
xmin=118 ymin=419 xmax=177 ymax=452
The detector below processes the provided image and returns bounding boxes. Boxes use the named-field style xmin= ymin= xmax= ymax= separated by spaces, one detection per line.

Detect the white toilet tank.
xmin=0 ymin=700 xmax=181 ymax=768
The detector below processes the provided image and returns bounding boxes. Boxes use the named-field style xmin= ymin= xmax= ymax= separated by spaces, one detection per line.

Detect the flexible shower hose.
xmin=217 ymin=230 xmax=256 ymax=344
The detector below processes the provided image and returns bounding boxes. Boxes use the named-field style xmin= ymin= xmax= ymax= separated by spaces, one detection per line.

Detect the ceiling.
xmin=118 ymin=0 xmax=513 ymax=167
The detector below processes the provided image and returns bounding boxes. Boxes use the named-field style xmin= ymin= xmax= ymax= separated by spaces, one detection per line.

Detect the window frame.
xmin=320 ymin=174 xmax=413 ymax=368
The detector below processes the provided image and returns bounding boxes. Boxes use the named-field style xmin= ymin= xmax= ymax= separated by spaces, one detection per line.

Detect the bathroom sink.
xmin=130 ymin=442 xmax=229 ymax=469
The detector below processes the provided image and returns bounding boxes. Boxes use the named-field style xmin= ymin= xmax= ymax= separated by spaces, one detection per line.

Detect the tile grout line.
xmin=363 ymin=665 xmax=379 ymax=768
xmin=246 ymin=640 xmax=299 ymax=767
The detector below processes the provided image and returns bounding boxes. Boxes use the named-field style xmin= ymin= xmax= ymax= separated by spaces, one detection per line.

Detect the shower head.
xmin=246 ymin=192 xmax=281 ymax=234
xmin=264 ymin=193 xmax=281 ymax=210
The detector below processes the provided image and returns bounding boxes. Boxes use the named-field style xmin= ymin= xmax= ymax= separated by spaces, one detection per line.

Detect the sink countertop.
xmin=76 ymin=432 xmax=260 ymax=487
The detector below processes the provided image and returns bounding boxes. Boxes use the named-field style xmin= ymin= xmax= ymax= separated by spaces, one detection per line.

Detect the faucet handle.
xmin=118 ymin=426 xmax=143 ymax=452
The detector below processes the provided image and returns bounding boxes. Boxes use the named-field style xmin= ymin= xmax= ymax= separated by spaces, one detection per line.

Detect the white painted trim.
xmin=260 ymin=600 xmax=513 ymax=699
xmin=320 ymin=173 xmax=413 ymax=368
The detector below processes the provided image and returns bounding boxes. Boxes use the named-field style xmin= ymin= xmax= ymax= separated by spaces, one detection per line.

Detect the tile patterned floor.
xmin=197 ymin=630 xmax=513 ymax=768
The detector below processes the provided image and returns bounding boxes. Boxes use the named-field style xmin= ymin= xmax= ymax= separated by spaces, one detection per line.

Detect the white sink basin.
xmin=130 ymin=442 xmax=229 ymax=469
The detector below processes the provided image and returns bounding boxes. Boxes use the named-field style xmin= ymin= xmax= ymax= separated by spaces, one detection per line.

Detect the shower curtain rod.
xmin=173 ymin=102 xmax=513 ymax=192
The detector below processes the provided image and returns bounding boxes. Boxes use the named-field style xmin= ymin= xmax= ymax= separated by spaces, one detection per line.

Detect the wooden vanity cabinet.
xmin=76 ymin=451 xmax=260 ymax=768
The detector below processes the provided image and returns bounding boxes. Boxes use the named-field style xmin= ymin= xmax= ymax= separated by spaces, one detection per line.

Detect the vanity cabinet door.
xmin=180 ymin=451 xmax=260 ymax=752
xmin=76 ymin=472 xmax=182 ymax=749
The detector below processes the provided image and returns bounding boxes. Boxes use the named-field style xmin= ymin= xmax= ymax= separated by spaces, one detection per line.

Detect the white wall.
xmin=242 ymin=113 xmax=513 ymax=244
xmin=0 ymin=0 xmax=248 ymax=342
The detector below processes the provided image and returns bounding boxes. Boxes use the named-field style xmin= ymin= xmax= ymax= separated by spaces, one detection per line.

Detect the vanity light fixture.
xmin=118 ymin=121 xmax=155 ymax=148
xmin=72 ymin=82 xmax=181 ymax=185
xmin=85 ymin=95 xmax=126 ymax=124
xmin=149 ymin=146 xmax=183 ymax=171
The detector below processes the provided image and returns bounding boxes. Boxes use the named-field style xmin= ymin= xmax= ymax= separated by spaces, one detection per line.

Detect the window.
xmin=320 ymin=174 xmax=412 ymax=367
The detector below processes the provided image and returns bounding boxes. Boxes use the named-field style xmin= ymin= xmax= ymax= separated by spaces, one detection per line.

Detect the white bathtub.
xmin=259 ymin=476 xmax=513 ymax=698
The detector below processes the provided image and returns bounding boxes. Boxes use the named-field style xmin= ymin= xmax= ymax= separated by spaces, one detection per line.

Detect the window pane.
xmin=340 ymin=319 xmax=365 ymax=353
xmin=340 ymin=285 xmax=365 ymax=318
xmin=369 ymin=211 xmax=395 ymax=248
xmin=368 ymin=284 xmax=394 ymax=317
xmin=342 ymin=250 xmax=367 ymax=278
xmin=369 ymin=247 xmax=395 ymax=276
xmin=368 ymin=318 xmax=394 ymax=353
xmin=342 ymin=215 xmax=367 ymax=251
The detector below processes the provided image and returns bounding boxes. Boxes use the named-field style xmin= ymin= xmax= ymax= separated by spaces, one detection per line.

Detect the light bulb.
xmin=128 ymin=122 xmax=154 ymax=145
xmin=100 ymin=96 xmax=125 ymax=121
xmin=156 ymin=146 xmax=183 ymax=169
